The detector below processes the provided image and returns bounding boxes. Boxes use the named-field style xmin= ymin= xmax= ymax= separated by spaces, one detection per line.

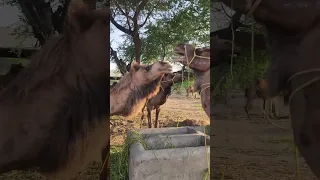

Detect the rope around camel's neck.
xmin=183 ymin=45 xmax=210 ymax=95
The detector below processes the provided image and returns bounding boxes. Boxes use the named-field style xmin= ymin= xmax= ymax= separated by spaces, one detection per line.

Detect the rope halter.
xmin=200 ymin=83 xmax=210 ymax=94
xmin=160 ymin=73 xmax=177 ymax=92
xmin=184 ymin=45 xmax=210 ymax=67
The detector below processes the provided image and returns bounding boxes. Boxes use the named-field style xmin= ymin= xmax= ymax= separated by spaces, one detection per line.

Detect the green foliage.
xmin=110 ymin=130 xmax=147 ymax=180
xmin=171 ymin=78 xmax=194 ymax=94
xmin=0 ymin=58 xmax=29 ymax=75
xmin=114 ymin=0 xmax=210 ymax=64
xmin=211 ymin=50 xmax=269 ymax=97
xmin=210 ymin=17 xmax=269 ymax=97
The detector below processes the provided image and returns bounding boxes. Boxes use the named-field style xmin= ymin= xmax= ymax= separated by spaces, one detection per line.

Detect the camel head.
xmin=171 ymin=73 xmax=183 ymax=83
xmin=162 ymin=73 xmax=175 ymax=82
xmin=66 ymin=0 xmax=109 ymax=77
xmin=130 ymin=61 xmax=172 ymax=87
xmin=160 ymin=73 xmax=182 ymax=89
xmin=162 ymin=73 xmax=182 ymax=83
xmin=110 ymin=61 xmax=172 ymax=118
xmin=173 ymin=44 xmax=210 ymax=72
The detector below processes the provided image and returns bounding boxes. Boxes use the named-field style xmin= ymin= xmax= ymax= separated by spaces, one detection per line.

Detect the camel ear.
xmin=130 ymin=61 xmax=140 ymax=72
xmin=67 ymin=0 xmax=95 ymax=32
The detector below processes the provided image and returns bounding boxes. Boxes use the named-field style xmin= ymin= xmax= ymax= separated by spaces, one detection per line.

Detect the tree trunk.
xmin=110 ymin=47 xmax=128 ymax=75
xmin=132 ymin=27 xmax=141 ymax=63
xmin=52 ymin=0 xmax=71 ymax=34
xmin=18 ymin=0 xmax=55 ymax=46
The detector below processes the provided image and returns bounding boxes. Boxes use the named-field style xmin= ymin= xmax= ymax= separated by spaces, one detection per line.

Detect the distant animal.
xmin=140 ymin=73 xmax=183 ymax=128
xmin=244 ymin=77 xmax=289 ymax=121
xmin=0 ymin=63 xmax=24 ymax=89
xmin=186 ymin=86 xmax=197 ymax=98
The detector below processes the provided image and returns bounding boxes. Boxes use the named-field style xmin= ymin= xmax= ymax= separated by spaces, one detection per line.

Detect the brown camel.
xmin=174 ymin=44 xmax=211 ymax=118
xmin=219 ymin=0 xmax=320 ymax=178
xmin=0 ymin=1 xmax=110 ymax=180
xmin=110 ymin=61 xmax=172 ymax=119
xmin=244 ymin=77 xmax=289 ymax=121
xmin=140 ymin=73 xmax=183 ymax=128
xmin=0 ymin=63 xmax=24 ymax=89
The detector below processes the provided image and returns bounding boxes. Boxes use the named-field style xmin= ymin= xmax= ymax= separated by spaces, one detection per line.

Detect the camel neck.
xmin=160 ymin=81 xmax=172 ymax=88
xmin=110 ymin=77 xmax=162 ymax=118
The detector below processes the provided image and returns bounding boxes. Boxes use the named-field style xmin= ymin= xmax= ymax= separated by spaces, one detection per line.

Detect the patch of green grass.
xmin=0 ymin=162 xmax=102 ymax=180
xmin=110 ymin=130 xmax=147 ymax=180
xmin=262 ymin=135 xmax=298 ymax=154
xmin=110 ymin=146 xmax=129 ymax=180
xmin=0 ymin=170 xmax=45 ymax=180
xmin=266 ymin=135 xmax=293 ymax=144
xmin=0 ymin=58 xmax=29 ymax=75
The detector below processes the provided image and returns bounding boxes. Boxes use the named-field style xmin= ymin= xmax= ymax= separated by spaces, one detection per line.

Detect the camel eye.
xmin=145 ymin=66 xmax=150 ymax=71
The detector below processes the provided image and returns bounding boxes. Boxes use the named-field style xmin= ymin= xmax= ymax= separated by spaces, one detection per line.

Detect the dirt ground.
xmin=110 ymin=92 xmax=210 ymax=147
xmin=110 ymin=90 xmax=317 ymax=179
xmin=211 ymin=91 xmax=316 ymax=180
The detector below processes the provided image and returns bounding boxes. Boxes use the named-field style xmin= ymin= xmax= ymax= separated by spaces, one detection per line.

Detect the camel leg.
xmin=140 ymin=100 xmax=148 ymax=128
xmin=99 ymin=141 xmax=110 ymax=180
xmin=244 ymin=97 xmax=253 ymax=122
xmin=272 ymin=97 xmax=281 ymax=119
xmin=147 ymin=108 xmax=152 ymax=128
xmin=244 ymin=105 xmax=253 ymax=122
xmin=140 ymin=112 xmax=144 ymax=129
xmin=262 ymin=99 xmax=268 ymax=120
xmin=269 ymin=99 xmax=275 ymax=119
xmin=155 ymin=106 xmax=161 ymax=128
xmin=140 ymin=107 xmax=146 ymax=128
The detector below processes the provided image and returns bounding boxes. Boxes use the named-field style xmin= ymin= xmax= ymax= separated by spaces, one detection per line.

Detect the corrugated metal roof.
xmin=0 ymin=27 xmax=38 ymax=49
xmin=211 ymin=2 xmax=236 ymax=32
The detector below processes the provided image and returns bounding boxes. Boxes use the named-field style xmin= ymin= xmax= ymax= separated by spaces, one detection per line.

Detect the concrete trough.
xmin=128 ymin=126 xmax=210 ymax=180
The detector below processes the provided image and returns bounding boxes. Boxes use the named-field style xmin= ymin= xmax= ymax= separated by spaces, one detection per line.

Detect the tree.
xmin=110 ymin=46 xmax=127 ymax=75
xmin=110 ymin=0 xmax=170 ymax=64
xmin=111 ymin=0 xmax=210 ymax=67
xmin=211 ymin=2 xmax=266 ymax=49
xmin=142 ymin=0 xmax=210 ymax=63
xmin=4 ymin=0 xmax=104 ymax=46
xmin=211 ymin=2 xmax=270 ymax=98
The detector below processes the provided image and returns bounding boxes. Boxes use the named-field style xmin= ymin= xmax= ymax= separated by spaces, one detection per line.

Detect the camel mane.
xmin=0 ymin=7 xmax=109 ymax=172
